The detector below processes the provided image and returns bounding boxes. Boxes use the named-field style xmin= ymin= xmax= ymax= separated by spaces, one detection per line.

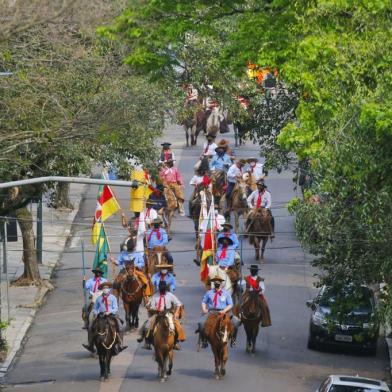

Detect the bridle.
xmin=96 ymin=316 xmax=117 ymax=350
xmin=120 ymin=271 xmax=142 ymax=300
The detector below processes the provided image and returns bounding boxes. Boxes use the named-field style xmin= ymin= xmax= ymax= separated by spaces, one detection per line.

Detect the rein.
xmin=120 ymin=274 xmax=142 ymax=300
xmin=96 ymin=321 xmax=117 ymax=350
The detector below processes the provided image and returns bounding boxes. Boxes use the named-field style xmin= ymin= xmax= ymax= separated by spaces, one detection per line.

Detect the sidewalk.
xmin=0 ymin=183 xmax=87 ymax=377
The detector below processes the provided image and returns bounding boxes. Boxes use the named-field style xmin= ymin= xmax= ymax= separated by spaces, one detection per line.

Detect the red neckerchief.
xmin=246 ymin=276 xmax=260 ymax=291
xmin=164 ymin=151 xmax=170 ymax=161
xmin=219 ymin=245 xmax=228 ymax=260
xmin=93 ymin=278 xmax=101 ymax=292
xmin=224 ymin=232 xmax=230 ymax=237
xmin=256 ymin=192 xmax=262 ymax=208
xmin=213 ymin=289 xmax=222 ymax=307
xmin=204 ymin=143 xmax=210 ymax=154
xmin=157 ymin=294 xmax=166 ymax=311
xmin=160 ymin=273 xmax=165 ymax=281
xmin=103 ymin=295 xmax=109 ymax=312
xmin=148 ymin=228 xmax=161 ymax=241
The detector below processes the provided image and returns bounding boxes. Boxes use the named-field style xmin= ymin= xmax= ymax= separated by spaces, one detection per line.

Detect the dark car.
xmin=306 ymin=285 xmax=379 ymax=355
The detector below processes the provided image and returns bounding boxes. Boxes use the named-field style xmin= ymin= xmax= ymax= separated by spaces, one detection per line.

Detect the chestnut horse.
xmin=152 ymin=311 xmax=176 ymax=382
xmin=120 ymin=269 xmax=144 ymax=330
xmin=203 ymin=312 xmax=234 ymax=379
xmin=225 ymin=179 xmax=249 ymax=232
xmin=147 ymin=246 xmax=169 ymax=275
xmin=246 ymin=207 xmax=272 ymax=260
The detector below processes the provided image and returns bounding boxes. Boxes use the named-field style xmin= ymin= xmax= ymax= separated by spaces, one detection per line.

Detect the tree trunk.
xmin=53 ymin=183 xmax=73 ymax=210
xmin=15 ymin=206 xmax=41 ymax=285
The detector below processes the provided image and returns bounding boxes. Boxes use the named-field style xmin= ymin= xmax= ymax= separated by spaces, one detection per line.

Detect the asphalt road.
xmin=4 ymin=125 xmax=389 ymax=392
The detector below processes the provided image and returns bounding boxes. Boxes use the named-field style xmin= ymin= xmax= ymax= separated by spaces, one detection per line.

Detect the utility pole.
xmin=36 ymin=195 xmax=43 ymax=264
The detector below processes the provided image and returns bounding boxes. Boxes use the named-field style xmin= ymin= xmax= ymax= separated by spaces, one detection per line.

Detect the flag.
xmin=200 ymin=202 xmax=215 ymax=282
xmin=91 ymin=175 xmax=121 ymax=244
xmin=92 ymin=225 xmax=109 ymax=278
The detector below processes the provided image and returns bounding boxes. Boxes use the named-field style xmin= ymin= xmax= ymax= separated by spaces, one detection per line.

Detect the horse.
xmin=240 ymin=290 xmax=262 ymax=353
xmin=225 ymin=179 xmax=249 ymax=232
xmin=203 ymin=312 xmax=234 ymax=379
xmin=152 ymin=311 xmax=176 ymax=382
xmin=163 ymin=184 xmax=178 ymax=237
xmin=120 ymin=268 xmax=144 ymax=330
xmin=147 ymin=246 xmax=169 ymax=275
xmin=233 ymin=121 xmax=248 ymax=147
xmin=189 ymin=185 xmax=213 ymax=235
xmin=246 ymin=207 xmax=272 ymax=260
xmin=210 ymin=170 xmax=227 ymax=213
xmin=94 ymin=313 xmax=117 ymax=381
xmin=184 ymin=108 xmax=207 ymax=147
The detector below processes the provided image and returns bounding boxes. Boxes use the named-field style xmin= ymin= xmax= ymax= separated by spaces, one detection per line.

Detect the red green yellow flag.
xmin=200 ymin=203 xmax=215 ymax=282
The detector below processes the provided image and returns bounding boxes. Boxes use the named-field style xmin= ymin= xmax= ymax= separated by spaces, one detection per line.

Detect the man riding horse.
xmin=216 ymin=236 xmax=240 ymax=286
xmin=137 ymin=281 xmax=186 ymax=350
xmin=83 ymin=281 xmax=127 ymax=355
xmin=152 ymin=264 xmax=176 ymax=293
xmin=146 ymin=217 xmax=173 ymax=265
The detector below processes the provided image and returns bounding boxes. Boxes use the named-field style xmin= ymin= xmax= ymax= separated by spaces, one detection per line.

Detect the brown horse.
xmin=210 ymin=170 xmax=227 ymax=213
xmin=120 ymin=268 xmax=144 ymax=330
xmin=246 ymin=207 xmax=272 ymax=260
xmin=204 ymin=312 xmax=234 ymax=379
xmin=152 ymin=311 xmax=176 ymax=382
xmin=225 ymin=179 xmax=248 ymax=232
xmin=94 ymin=313 xmax=117 ymax=381
xmin=184 ymin=108 xmax=207 ymax=146
xmin=147 ymin=246 xmax=169 ymax=275
xmin=240 ymin=291 xmax=262 ymax=353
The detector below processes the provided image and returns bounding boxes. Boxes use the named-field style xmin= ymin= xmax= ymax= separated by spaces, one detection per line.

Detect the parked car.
xmin=316 ymin=374 xmax=390 ymax=392
xmin=306 ymin=285 xmax=379 ymax=355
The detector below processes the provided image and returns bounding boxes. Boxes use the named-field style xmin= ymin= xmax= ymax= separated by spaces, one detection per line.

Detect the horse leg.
xmin=123 ymin=303 xmax=131 ymax=330
xmin=234 ymin=211 xmax=240 ymax=232
xmin=167 ymin=349 xmax=173 ymax=376
xmin=99 ymin=353 xmax=105 ymax=380
xmin=184 ymin=125 xmax=189 ymax=147
xmin=104 ymin=351 xmax=110 ymax=380
xmin=252 ymin=325 xmax=258 ymax=354
xmin=254 ymin=238 xmax=260 ymax=260
xmin=221 ymin=345 xmax=228 ymax=376
xmin=261 ymin=237 xmax=268 ymax=260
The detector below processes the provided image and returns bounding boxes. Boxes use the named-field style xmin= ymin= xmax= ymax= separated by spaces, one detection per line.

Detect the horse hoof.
xmin=220 ymin=369 xmax=226 ymax=376
xmin=215 ymin=375 xmax=220 ymax=380
xmin=100 ymin=377 xmax=105 ymax=382
xmin=160 ymin=378 xmax=166 ymax=383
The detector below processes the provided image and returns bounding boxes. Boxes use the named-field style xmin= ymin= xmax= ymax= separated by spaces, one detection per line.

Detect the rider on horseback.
xmin=246 ymin=181 xmax=275 ymax=238
xmin=141 ymin=200 xmax=158 ymax=227
xmin=246 ymin=158 xmax=266 ymax=182
xmin=209 ymin=146 xmax=231 ymax=172
xmin=137 ymin=281 xmax=186 ymax=350
xmin=147 ymin=184 xmax=167 ymax=216
xmin=201 ymin=133 xmax=217 ymax=158
xmin=217 ymin=222 xmax=239 ymax=249
xmin=146 ymin=218 xmax=173 ymax=264
xmin=216 ymin=237 xmax=236 ymax=268
xmin=159 ymin=142 xmax=176 ymax=165
xmin=226 ymin=159 xmax=247 ymax=201
xmin=152 ymin=264 xmax=176 ymax=293
xmin=83 ymin=282 xmax=128 ymax=355
xmin=197 ymin=276 xmax=240 ymax=348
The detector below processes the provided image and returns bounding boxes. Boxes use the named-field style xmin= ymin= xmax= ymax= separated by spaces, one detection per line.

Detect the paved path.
xmin=3 ymin=125 xmax=389 ymax=391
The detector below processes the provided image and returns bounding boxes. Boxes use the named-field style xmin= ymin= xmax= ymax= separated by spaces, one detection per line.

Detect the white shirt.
xmin=201 ymin=142 xmax=217 ymax=157
xmin=141 ymin=207 xmax=158 ymax=227
xmin=240 ymin=276 xmax=266 ymax=293
xmin=247 ymin=190 xmax=272 ymax=209
xmin=247 ymin=163 xmax=265 ymax=181
xmin=227 ymin=163 xmax=243 ymax=183
xmin=214 ymin=213 xmax=225 ymax=231
xmin=189 ymin=175 xmax=204 ymax=186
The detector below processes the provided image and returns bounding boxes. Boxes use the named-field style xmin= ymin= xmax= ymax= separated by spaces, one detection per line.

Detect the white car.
xmin=317 ymin=375 xmax=390 ymax=392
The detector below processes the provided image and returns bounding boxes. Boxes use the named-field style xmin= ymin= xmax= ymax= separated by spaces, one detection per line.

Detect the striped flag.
xmin=200 ymin=201 xmax=215 ymax=282
xmin=92 ymin=225 xmax=109 ymax=278
xmin=91 ymin=175 xmax=121 ymax=244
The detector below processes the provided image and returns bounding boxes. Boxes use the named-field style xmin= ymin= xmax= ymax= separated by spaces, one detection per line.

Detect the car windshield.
xmin=319 ymin=287 xmax=373 ymax=312
xmin=330 ymin=386 xmax=383 ymax=392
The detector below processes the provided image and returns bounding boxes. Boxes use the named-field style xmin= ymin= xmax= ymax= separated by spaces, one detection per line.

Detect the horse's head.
xmin=95 ymin=313 xmax=109 ymax=335
xmin=217 ymin=313 xmax=232 ymax=343
xmin=236 ymin=179 xmax=248 ymax=202
xmin=243 ymin=291 xmax=262 ymax=319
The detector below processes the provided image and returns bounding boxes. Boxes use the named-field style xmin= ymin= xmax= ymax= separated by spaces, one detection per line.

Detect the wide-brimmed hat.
xmin=92 ymin=266 xmax=104 ymax=275
xmin=247 ymin=157 xmax=259 ymax=163
xmin=257 ymin=180 xmax=267 ymax=188
xmin=221 ymin=222 xmax=233 ymax=229
xmin=161 ymin=142 xmax=171 ymax=147
xmin=155 ymin=264 xmax=174 ymax=269
xmin=98 ymin=281 xmax=112 ymax=290
xmin=210 ymin=275 xmax=225 ymax=282
xmin=248 ymin=264 xmax=261 ymax=271
xmin=238 ymin=159 xmax=247 ymax=165
xmin=218 ymin=236 xmax=234 ymax=245
xmin=152 ymin=217 xmax=163 ymax=224
xmin=217 ymin=139 xmax=229 ymax=149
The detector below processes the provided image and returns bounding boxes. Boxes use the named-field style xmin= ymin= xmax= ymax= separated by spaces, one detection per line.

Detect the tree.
xmin=0 ymin=0 xmax=166 ymax=284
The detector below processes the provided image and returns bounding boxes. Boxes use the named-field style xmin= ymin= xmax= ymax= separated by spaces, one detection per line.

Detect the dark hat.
xmin=215 ymin=146 xmax=225 ymax=152
xmin=247 ymin=157 xmax=259 ymax=163
xmin=221 ymin=222 xmax=233 ymax=229
xmin=98 ymin=281 xmax=112 ymax=290
xmin=161 ymin=142 xmax=171 ymax=146
xmin=257 ymin=181 xmax=267 ymax=188
xmin=248 ymin=264 xmax=261 ymax=271
xmin=218 ymin=236 xmax=234 ymax=245
xmin=92 ymin=266 xmax=104 ymax=275
xmin=153 ymin=217 xmax=163 ymax=225
xmin=210 ymin=275 xmax=225 ymax=282
xmin=124 ymin=257 xmax=135 ymax=266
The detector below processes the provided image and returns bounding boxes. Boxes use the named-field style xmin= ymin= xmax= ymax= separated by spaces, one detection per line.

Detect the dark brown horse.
xmin=240 ymin=291 xmax=262 ymax=353
xmin=120 ymin=268 xmax=144 ymax=330
xmin=246 ymin=207 xmax=272 ymax=260
xmin=204 ymin=312 xmax=234 ymax=379
xmin=184 ymin=108 xmax=207 ymax=146
xmin=94 ymin=314 xmax=116 ymax=381
xmin=152 ymin=311 xmax=176 ymax=382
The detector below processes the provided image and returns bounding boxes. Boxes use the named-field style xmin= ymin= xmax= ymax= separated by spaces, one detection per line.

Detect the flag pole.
xmin=81 ymin=240 xmax=89 ymax=329
xmin=102 ymin=223 xmax=114 ymax=280
xmin=211 ymin=195 xmax=216 ymax=265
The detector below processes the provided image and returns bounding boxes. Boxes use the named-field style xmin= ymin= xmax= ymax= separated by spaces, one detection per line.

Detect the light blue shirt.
xmin=85 ymin=277 xmax=108 ymax=296
xmin=152 ymin=272 xmax=176 ymax=292
xmin=116 ymin=250 xmax=145 ymax=269
xmin=146 ymin=228 xmax=168 ymax=249
xmin=216 ymin=246 xmax=236 ymax=268
xmin=93 ymin=294 xmax=118 ymax=315
xmin=202 ymin=288 xmax=233 ymax=310
xmin=217 ymin=232 xmax=239 ymax=249
xmin=210 ymin=153 xmax=232 ymax=171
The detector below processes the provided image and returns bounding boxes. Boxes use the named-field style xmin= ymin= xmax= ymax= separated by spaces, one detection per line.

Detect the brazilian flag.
xmin=92 ymin=225 xmax=109 ymax=278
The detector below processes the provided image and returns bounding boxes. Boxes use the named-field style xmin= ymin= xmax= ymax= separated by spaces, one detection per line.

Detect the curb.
xmin=386 ymin=337 xmax=392 ymax=376
xmin=0 ymin=185 xmax=87 ymax=380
